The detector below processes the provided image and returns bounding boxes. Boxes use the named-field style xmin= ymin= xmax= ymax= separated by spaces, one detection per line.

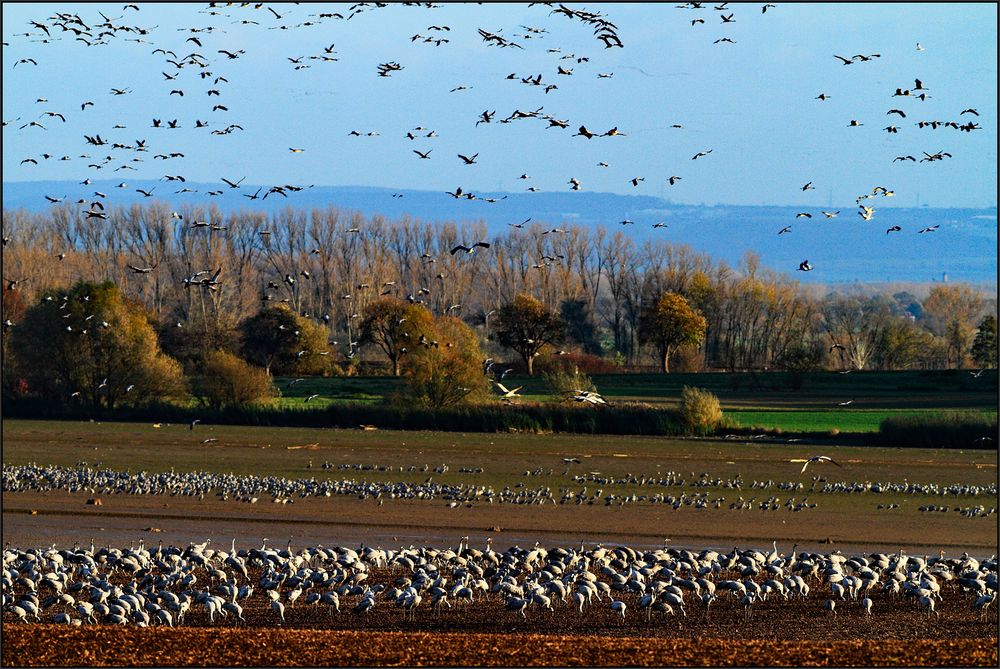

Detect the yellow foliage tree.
xmin=10 ymin=281 xmax=187 ymax=411
xmin=638 ymin=292 xmax=708 ymax=373
xmin=402 ymin=315 xmax=490 ymax=408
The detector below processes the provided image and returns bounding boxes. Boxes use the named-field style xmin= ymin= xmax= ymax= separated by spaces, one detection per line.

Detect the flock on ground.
xmin=3 ymin=1 xmax=985 ymax=296
xmin=4 ymin=462 xmax=996 ymax=518
xmin=2 ymin=537 xmax=997 ymax=627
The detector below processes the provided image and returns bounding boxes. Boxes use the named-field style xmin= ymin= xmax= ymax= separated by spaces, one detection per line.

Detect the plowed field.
xmin=2 ymin=628 xmax=996 ymax=666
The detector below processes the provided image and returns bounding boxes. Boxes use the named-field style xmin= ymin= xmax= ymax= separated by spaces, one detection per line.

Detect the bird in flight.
xmin=797 ymin=260 xmax=813 ymax=272
xmin=450 ymin=242 xmax=491 ymax=255
xmin=692 ymin=149 xmax=713 ymax=160
xmin=457 ymin=153 xmax=479 ymax=165
xmin=667 ymin=176 xmax=682 ymax=185
xmin=495 ymin=382 xmax=524 ymax=398
xmin=127 ymin=263 xmax=157 ymax=274
xmin=221 ymin=176 xmax=245 ymax=188
xmin=798 ymin=455 xmax=842 ymax=474
xmin=413 ymin=149 xmax=432 ymax=159
xmin=801 ymin=182 xmax=814 ymax=191
xmin=821 ymin=211 xmax=840 ymax=218
xmin=918 ymin=225 xmax=939 ymax=233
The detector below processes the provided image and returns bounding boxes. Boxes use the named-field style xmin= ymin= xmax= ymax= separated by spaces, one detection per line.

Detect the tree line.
xmin=2 ymin=202 xmax=997 ymax=394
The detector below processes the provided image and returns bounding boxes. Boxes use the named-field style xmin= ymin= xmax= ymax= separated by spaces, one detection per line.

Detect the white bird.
xmin=799 ymin=455 xmax=842 ymax=474
xmin=271 ymin=598 xmax=286 ymax=624
xmin=495 ymin=382 xmax=524 ymax=398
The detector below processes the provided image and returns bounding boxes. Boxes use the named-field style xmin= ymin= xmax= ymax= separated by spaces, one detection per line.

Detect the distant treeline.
xmin=2 ymin=201 xmax=997 ymax=372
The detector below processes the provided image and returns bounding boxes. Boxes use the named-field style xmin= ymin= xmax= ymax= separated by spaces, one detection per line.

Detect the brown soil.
xmin=2 ymin=628 xmax=995 ymax=667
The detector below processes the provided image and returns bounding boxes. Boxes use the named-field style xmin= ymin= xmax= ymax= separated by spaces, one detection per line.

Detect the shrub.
xmin=542 ymin=365 xmax=597 ymax=397
xmin=401 ymin=315 xmax=490 ymax=408
xmin=193 ymin=351 xmax=277 ymax=409
xmin=679 ymin=386 xmax=723 ymax=434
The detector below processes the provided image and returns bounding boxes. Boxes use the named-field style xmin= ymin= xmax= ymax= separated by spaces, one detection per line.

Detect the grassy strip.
xmin=877 ymin=411 xmax=999 ymax=449
xmin=727 ymin=409 xmax=998 ymax=434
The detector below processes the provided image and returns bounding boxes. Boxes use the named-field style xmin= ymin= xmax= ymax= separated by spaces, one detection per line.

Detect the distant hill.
xmin=3 ymin=180 xmax=996 ymax=284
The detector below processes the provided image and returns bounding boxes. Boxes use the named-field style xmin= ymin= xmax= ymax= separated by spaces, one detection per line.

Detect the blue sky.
xmin=2 ymin=2 xmax=997 ymax=208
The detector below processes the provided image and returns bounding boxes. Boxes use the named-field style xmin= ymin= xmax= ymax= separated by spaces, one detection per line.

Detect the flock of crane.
xmin=3 ymin=538 xmax=997 ymax=628
xmin=3 ymin=462 xmax=995 ymax=517
xmin=4 ymin=1 xmax=984 ymax=290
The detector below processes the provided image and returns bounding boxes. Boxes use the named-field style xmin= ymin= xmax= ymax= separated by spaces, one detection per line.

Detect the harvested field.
xmin=2 ymin=628 xmax=996 ymax=667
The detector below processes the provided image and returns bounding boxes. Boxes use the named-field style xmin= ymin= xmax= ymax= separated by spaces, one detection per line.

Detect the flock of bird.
xmin=3 ymin=537 xmax=996 ymax=628
xmin=5 ymin=1 xmax=983 ymax=289
xmin=4 ymin=462 xmax=994 ymax=517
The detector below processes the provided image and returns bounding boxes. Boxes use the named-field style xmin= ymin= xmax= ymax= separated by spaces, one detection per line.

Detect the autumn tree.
xmin=494 ymin=293 xmax=566 ymax=375
xmin=192 ymin=351 xmax=277 ymax=409
xmin=239 ymin=304 xmax=329 ymax=375
xmin=822 ymin=295 xmax=892 ymax=371
xmin=638 ymin=292 xmax=707 ymax=373
xmin=402 ymin=315 xmax=491 ymax=408
xmin=9 ymin=281 xmax=186 ymax=411
xmin=1 ymin=286 xmax=29 ymax=399
xmin=971 ymin=315 xmax=997 ymax=369
xmin=921 ymin=285 xmax=986 ymax=368
xmin=359 ymin=297 xmax=435 ymax=376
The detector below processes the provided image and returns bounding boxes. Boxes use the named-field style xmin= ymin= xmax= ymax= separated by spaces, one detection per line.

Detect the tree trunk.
xmin=392 ymin=357 xmax=401 ymax=376
xmin=525 ymin=352 xmax=534 ymax=376
xmin=662 ymin=346 xmax=672 ymax=374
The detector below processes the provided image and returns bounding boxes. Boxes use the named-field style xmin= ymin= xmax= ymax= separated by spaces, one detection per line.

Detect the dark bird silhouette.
xmin=450 ymin=242 xmax=491 ymax=255
xmin=127 ymin=263 xmax=157 ymax=274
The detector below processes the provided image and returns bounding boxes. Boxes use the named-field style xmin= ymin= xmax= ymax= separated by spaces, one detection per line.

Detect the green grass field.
xmin=268 ymin=370 xmax=997 ymax=433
